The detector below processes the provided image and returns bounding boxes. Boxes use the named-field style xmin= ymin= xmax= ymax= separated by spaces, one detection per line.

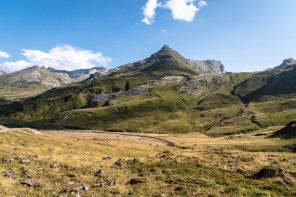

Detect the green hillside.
xmin=1 ymin=48 xmax=296 ymax=137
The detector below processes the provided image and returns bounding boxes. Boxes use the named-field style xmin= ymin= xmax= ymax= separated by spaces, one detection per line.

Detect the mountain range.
xmin=0 ymin=45 xmax=295 ymax=137
xmin=0 ymin=45 xmax=226 ymax=100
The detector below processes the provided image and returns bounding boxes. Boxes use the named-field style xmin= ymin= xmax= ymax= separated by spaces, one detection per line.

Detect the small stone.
xmin=15 ymin=156 xmax=24 ymax=160
xmin=130 ymin=178 xmax=146 ymax=184
xmin=20 ymin=179 xmax=40 ymax=188
xmin=93 ymin=183 xmax=105 ymax=187
xmin=64 ymin=182 xmax=75 ymax=185
xmin=82 ymin=184 xmax=91 ymax=191
xmin=133 ymin=157 xmax=140 ymax=163
xmin=161 ymin=194 xmax=166 ymax=197
xmin=114 ymin=161 xmax=122 ymax=166
xmin=47 ymin=157 xmax=54 ymax=160
xmin=21 ymin=159 xmax=30 ymax=164
xmin=23 ymin=166 xmax=30 ymax=171
xmin=2 ymin=158 xmax=15 ymax=163
xmin=237 ymin=168 xmax=244 ymax=173
xmin=175 ymin=186 xmax=183 ymax=191
xmin=3 ymin=171 xmax=17 ymax=179
xmin=108 ymin=180 xmax=119 ymax=186
xmin=95 ymin=169 xmax=104 ymax=175
xmin=161 ymin=169 xmax=172 ymax=174
xmin=283 ymin=177 xmax=293 ymax=185
xmin=29 ymin=155 xmax=38 ymax=158
xmin=50 ymin=163 xmax=57 ymax=168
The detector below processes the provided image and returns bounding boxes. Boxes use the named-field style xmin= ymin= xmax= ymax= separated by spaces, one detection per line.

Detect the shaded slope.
xmin=234 ymin=65 xmax=296 ymax=102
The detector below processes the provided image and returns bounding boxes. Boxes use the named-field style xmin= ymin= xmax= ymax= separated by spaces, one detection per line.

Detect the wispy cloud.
xmin=161 ymin=29 xmax=166 ymax=33
xmin=0 ymin=51 xmax=10 ymax=58
xmin=0 ymin=45 xmax=111 ymax=73
xmin=142 ymin=0 xmax=207 ymax=25
xmin=142 ymin=0 xmax=161 ymax=25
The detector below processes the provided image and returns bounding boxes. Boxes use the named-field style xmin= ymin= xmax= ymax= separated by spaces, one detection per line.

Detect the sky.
xmin=0 ymin=0 xmax=296 ymax=73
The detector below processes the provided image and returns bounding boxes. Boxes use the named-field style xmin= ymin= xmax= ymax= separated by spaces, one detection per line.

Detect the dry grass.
xmin=0 ymin=126 xmax=296 ymax=196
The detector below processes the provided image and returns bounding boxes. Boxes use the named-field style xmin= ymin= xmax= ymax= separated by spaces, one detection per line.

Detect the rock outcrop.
xmin=188 ymin=59 xmax=226 ymax=74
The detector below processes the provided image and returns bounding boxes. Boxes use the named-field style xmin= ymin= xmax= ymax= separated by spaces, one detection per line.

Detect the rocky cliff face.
xmin=188 ymin=59 xmax=226 ymax=74
xmin=177 ymin=74 xmax=230 ymax=97
xmin=48 ymin=67 xmax=108 ymax=80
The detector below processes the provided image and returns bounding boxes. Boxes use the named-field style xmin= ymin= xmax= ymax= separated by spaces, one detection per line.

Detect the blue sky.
xmin=0 ymin=0 xmax=296 ymax=72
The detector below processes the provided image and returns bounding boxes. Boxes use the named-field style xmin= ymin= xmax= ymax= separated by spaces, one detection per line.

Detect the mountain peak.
xmin=273 ymin=58 xmax=296 ymax=70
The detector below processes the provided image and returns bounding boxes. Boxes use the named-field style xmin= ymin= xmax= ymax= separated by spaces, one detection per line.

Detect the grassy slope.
xmin=1 ymin=128 xmax=296 ymax=196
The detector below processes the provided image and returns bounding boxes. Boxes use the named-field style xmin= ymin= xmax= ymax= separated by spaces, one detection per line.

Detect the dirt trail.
xmin=41 ymin=130 xmax=176 ymax=147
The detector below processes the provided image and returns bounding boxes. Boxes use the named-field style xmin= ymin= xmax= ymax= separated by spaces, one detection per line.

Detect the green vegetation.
xmin=0 ymin=46 xmax=296 ymax=137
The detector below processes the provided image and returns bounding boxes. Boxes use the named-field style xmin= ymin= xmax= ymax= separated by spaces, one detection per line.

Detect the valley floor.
xmin=0 ymin=126 xmax=296 ymax=196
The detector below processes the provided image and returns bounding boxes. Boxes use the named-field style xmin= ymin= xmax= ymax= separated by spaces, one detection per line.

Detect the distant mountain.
xmin=48 ymin=67 xmax=108 ymax=80
xmin=274 ymin=58 xmax=296 ymax=70
xmin=0 ymin=66 xmax=75 ymax=100
xmin=0 ymin=70 xmax=6 ymax=76
xmin=265 ymin=58 xmax=296 ymax=71
xmin=188 ymin=59 xmax=226 ymax=74
xmin=110 ymin=45 xmax=226 ymax=76
xmin=109 ymin=45 xmax=199 ymax=77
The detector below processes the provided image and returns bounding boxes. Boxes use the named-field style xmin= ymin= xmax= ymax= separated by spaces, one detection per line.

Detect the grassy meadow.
xmin=0 ymin=126 xmax=296 ymax=196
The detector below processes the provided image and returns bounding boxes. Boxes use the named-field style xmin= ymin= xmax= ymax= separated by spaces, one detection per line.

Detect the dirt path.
xmin=41 ymin=130 xmax=176 ymax=147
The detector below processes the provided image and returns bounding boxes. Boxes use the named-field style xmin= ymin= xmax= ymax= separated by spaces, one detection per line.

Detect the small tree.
xmin=124 ymin=81 xmax=131 ymax=91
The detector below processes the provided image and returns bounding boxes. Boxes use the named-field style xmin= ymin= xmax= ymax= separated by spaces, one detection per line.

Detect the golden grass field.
xmin=0 ymin=126 xmax=296 ymax=196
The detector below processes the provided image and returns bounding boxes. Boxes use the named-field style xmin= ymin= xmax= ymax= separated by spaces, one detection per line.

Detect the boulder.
xmin=253 ymin=167 xmax=284 ymax=179
xmin=20 ymin=179 xmax=40 ymax=188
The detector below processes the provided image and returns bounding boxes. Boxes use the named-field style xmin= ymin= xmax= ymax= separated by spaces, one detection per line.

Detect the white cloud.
xmin=142 ymin=0 xmax=161 ymax=25
xmin=161 ymin=29 xmax=166 ymax=33
xmin=142 ymin=0 xmax=207 ymax=24
xmin=198 ymin=0 xmax=207 ymax=7
xmin=0 ymin=51 xmax=10 ymax=58
xmin=165 ymin=0 xmax=198 ymax=22
xmin=0 ymin=61 xmax=30 ymax=73
xmin=0 ymin=45 xmax=111 ymax=73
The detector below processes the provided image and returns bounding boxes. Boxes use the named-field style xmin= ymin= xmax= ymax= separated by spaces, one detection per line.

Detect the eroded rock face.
xmin=188 ymin=59 xmax=226 ymax=74
xmin=90 ymin=76 xmax=184 ymax=103
xmin=177 ymin=74 xmax=230 ymax=97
